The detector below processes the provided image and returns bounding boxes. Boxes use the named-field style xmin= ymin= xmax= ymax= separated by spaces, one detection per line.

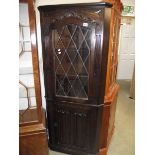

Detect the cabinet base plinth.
xmin=49 ymin=143 xmax=99 ymax=155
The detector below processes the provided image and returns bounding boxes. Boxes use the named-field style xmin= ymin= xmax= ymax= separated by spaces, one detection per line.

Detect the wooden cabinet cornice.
xmin=38 ymin=1 xmax=122 ymax=155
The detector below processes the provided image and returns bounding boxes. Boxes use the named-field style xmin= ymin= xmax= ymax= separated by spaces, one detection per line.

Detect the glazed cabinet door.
xmin=39 ymin=4 xmax=111 ymax=155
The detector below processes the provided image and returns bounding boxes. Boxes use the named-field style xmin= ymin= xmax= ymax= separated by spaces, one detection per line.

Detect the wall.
xmin=117 ymin=17 xmax=135 ymax=79
xmin=121 ymin=0 xmax=134 ymax=6
xmin=117 ymin=0 xmax=135 ymax=80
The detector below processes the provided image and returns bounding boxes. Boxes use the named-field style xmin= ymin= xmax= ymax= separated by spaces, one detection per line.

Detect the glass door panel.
xmin=53 ymin=24 xmax=92 ymax=99
xmin=19 ymin=2 xmax=38 ymax=123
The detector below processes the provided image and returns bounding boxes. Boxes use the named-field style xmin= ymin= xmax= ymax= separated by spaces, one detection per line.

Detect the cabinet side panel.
xmin=100 ymin=84 xmax=119 ymax=150
xmin=105 ymin=6 xmax=121 ymax=95
xmin=100 ymin=7 xmax=112 ymax=102
xmin=20 ymin=132 xmax=48 ymax=155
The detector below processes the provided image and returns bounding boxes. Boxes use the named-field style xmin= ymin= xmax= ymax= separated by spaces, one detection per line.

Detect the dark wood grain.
xmin=38 ymin=1 xmax=122 ymax=155
xmin=39 ymin=3 xmax=112 ymax=155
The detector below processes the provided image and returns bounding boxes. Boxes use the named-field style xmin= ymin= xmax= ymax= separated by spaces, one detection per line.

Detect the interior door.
xmin=117 ymin=18 xmax=135 ymax=80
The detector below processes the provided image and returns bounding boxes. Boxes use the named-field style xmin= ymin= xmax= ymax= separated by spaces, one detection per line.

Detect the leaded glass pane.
xmin=53 ymin=24 xmax=92 ymax=99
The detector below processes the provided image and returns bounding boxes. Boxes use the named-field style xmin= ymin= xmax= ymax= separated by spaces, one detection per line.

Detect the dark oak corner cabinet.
xmin=38 ymin=1 xmax=122 ymax=155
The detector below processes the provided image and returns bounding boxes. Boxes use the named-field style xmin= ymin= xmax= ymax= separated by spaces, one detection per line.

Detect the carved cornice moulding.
xmin=40 ymin=8 xmax=103 ymax=35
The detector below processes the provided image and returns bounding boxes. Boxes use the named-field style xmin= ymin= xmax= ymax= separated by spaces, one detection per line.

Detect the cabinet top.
xmin=38 ymin=2 xmax=113 ymax=11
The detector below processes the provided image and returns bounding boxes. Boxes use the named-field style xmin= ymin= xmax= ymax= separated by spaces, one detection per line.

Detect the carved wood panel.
xmin=40 ymin=7 xmax=102 ymax=36
xmin=49 ymin=102 xmax=103 ymax=155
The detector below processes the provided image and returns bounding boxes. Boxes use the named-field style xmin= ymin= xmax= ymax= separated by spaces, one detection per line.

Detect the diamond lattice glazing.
xmin=54 ymin=24 xmax=91 ymax=98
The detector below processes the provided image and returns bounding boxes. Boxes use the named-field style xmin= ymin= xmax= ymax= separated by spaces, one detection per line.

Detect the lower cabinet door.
xmin=48 ymin=101 xmax=103 ymax=155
